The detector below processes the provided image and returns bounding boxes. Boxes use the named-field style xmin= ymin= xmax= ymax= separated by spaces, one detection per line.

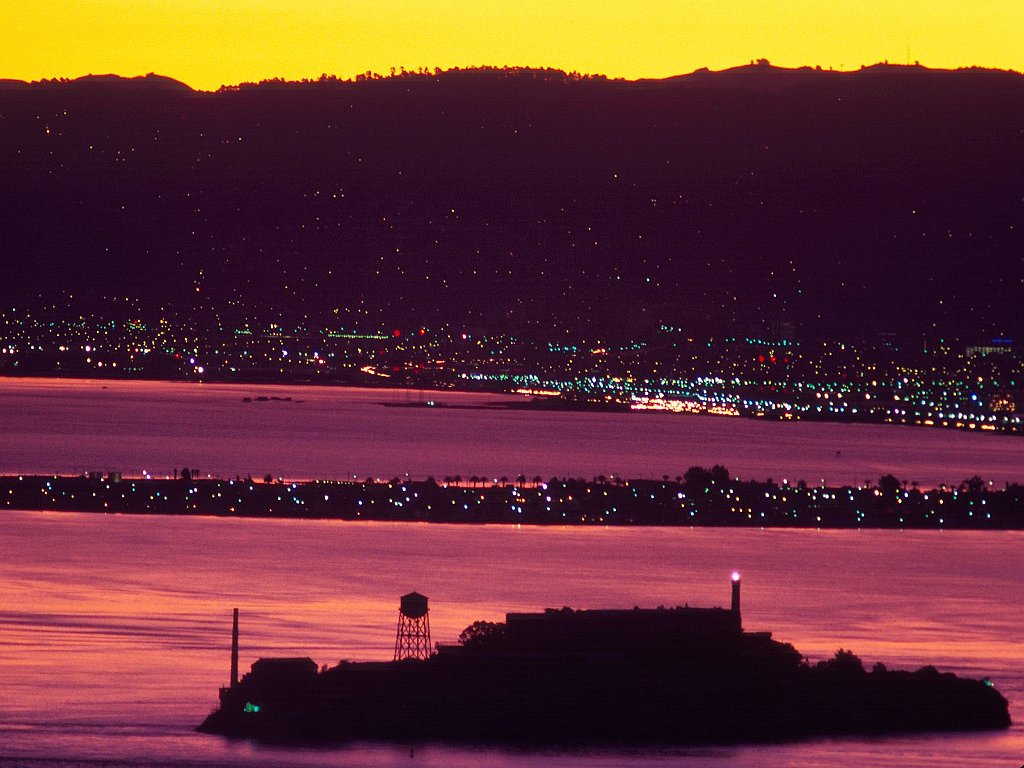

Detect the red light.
xmin=770 ymin=355 xmax=777 ymax=364
xmin=757 ymin=355 xmax=765 ymax=363
xmin=393 ymin=329 xmax=401 ymax=338
xmin=419 ymin=328 xmax=425 ymax=336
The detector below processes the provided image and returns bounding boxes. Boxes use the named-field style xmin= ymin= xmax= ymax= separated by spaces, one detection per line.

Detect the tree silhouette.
xmin=458 ymin=620 xmax=507 ymax=649
xmin=878 ymin=474 xmax=901 ymax=499
xmin=963 ymin=475 xmax=985 ymax=494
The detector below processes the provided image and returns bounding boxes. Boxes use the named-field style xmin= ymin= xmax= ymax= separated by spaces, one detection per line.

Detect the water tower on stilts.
xmin=394 ymin=592 xmax=432 ymax=660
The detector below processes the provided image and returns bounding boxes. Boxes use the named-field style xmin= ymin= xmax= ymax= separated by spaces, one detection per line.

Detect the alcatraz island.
xmin=198 ymin=584 xmax=1010 ymax=745
xmin=4 ymin=466 xmax=1023 ymax=529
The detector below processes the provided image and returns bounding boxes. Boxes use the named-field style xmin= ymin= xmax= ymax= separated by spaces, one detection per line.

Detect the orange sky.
xmin=5 ymin=1 xmax=1022 ymax=90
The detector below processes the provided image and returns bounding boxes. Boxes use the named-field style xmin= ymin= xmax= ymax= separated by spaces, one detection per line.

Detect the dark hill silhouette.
xmin=62 ymin=73 xmax=194 ymax=92
xmin=2 ymin=65 xmax=1022 ymax=341
xmin=0 ymin=72 xmax=193 ymax=92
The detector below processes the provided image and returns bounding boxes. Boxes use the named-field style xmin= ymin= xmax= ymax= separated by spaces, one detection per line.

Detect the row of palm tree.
xmin=438 ymin=475 xmax=544 ymax=488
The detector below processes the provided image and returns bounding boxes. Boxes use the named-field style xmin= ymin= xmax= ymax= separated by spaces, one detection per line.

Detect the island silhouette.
xmin=198 ymin=578 xmax=1010 ymax=745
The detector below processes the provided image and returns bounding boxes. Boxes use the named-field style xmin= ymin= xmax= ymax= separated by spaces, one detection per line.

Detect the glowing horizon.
xmin=4 ymin=1 xmax=1023 ymax=91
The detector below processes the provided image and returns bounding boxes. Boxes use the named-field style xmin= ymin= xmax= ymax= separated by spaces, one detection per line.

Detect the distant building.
xmin=766 ymin=320 xmax=796 ymax=344
xmin=502 ymin=577 xmax=744 ymax=655
xmin=965 ymin=338 xmax=1015 ymax=358
xmin=503 ymin=604 xmax=742 ymax=655
xmin=877 ymin=332 xmax=898 ymax=351
xmin=989 ymin=391 xmax=1021 ymax=414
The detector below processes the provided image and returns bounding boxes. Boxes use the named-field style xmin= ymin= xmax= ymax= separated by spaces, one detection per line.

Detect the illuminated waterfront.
xmin=3 ymin=306 xmax=1023 ymax=434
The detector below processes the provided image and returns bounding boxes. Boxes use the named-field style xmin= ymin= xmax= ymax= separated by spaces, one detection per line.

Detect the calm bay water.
xmin=0 ymin=513 xmax=1022 ymax=767
xmin=1 ymin=377 xmax=1023 ymax=767
xmin=1 ymin=377 xmax=1023 ymax=487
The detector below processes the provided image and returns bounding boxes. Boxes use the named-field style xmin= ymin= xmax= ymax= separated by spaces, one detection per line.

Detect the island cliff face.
xmin=198 ymin=585 xmax=1010 ymax=745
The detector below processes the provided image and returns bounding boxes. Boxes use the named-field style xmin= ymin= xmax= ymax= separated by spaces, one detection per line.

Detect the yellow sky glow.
xmin=4 ymin=1 xmax=1022 ymax=91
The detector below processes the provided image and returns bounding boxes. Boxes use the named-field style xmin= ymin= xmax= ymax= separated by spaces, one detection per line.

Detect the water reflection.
xmin=0 ymin=511 xmax=1021 ymax=767
xmin=2 ymin=377 xmax=1023 ymax=487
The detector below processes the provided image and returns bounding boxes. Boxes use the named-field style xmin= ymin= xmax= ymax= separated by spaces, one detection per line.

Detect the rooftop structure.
xmin=503 ymin=575 xmax=742 ymax=655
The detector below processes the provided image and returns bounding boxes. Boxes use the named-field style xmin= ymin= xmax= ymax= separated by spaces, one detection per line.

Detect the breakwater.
xmin=3 ymin=470 xmax=1022 ymax=528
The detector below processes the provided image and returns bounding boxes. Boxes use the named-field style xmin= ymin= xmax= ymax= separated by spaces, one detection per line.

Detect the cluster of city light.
xmin=630 ymin=396 xmax=740 ymax=417
xmin=1 ymin=472 xmax=1013 ymax=530
xmin=1 ymin=308 xmax=1021 ymax=433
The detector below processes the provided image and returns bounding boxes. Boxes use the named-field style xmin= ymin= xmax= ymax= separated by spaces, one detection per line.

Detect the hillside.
xmin=2 ymin=63 xmax=1022 ymax=341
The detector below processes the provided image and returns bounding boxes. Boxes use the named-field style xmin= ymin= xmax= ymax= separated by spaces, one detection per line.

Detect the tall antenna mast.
xmin=230 ymin=608 xmax=239 ymax=687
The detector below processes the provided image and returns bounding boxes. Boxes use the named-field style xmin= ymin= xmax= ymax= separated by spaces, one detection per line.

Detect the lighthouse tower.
xmin=731 ymin=572 xmax=742 ymax=630
xmin=394 ymin=592 xmax=432 ymax=660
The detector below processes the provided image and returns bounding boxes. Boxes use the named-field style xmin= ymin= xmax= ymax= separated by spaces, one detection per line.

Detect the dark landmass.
xmin=198 ymin=590 xmax=1010 ymax=745
xmin=3 ymin=63 xmax=1023 ymax=342
xmin=5 ymin=468 xmax=1022 ymax=528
